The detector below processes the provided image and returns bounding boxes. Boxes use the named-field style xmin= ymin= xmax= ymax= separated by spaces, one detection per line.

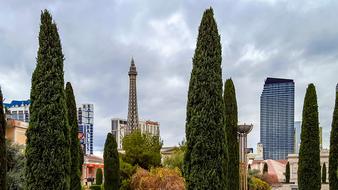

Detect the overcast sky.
xmin=1 ymin=0 xmax=338 ymax=154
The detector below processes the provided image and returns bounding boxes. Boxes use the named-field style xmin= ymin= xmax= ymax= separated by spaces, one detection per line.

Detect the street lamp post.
xmin=238 ymin=124 xmax=253 ymax=190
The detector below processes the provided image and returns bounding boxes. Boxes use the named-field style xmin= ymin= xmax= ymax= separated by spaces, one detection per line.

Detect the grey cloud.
xmin=0 ymin=0 xmax=337 ymax=152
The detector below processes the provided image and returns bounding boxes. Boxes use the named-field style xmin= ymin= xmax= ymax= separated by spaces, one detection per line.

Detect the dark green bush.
xmin=89 ymin=184 xmax=102 ymax=190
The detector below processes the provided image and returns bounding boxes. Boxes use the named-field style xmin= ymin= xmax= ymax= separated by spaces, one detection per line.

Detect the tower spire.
xmin=127 ymin=57 xmax=139 ymax=133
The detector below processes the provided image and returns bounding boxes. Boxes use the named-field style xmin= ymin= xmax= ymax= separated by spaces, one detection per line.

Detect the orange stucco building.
xmin=82 ymin=154 xmax=104 ymax=185
xmin=5 ymin=119 xmax=28 ymax=145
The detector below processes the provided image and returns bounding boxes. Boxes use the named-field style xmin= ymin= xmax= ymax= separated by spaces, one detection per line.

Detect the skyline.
xmin=1 ymin=0 xmax=338 ymax=153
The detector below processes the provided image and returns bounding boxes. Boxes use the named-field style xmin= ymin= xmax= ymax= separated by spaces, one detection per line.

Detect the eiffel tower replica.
xmin=127 ymin=58 xmax=139 ymax=133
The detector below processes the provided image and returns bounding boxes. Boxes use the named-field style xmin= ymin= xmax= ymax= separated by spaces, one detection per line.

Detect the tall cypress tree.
xmin=298 ymin=84 xmax=321 ymax=190
xmin=183 ymin=8 xmax=227 ymax=190
xmin=322 ymin=163 xmax=327 ymax=183
xmin=79 ymin=144 xmax=84 ymax=176
xmin=285 ymin=161 xmax=290 ymax=183
xmin=224 ymin=79 xmax=238 ymax=190
xmin=263 ymin=162 xmax=268 ymax=174
xmin=25 ymin=10 xmax=71 ymax=190
xmin=0 ymin=87 xmax=6 ymax=190
xmin=329 ymin=90 xmax=338 ymax=190
xmin=104 ymin=133 xmax=119 ymax=190
xmin=96 ymin=168 xmax=103 ymax=185
xmin=65 ymin=82 xmax=81 ymax=189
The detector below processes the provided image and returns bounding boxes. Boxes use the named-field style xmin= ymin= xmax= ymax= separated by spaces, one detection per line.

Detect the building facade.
xmin=4 ymin=100 xmax=30 ymax=122
xmin=111 ymin=118 xmax=160 ymax=149
xmin=260 ymin=77 xmax=295 ymax=160
xmin=5 ymin=119 xmax=28 ymax=145
xmin=288 ymin=150 xmax=329 ymax=184
xmin=78 ymin=104 xmax=94 ymax=155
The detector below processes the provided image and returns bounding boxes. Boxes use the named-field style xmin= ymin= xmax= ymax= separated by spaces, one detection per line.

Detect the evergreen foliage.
xmin=79 ymin=145 xmax=84 ymax=176
xmin=329 ymin=90 xmax=338 ymax=190
xmin=119 ymin=157 xmax=136 ymax=190
xmin=224 ymin=79 xmax=239 ymax=190
xmin=96 ymin=168 xmax=103 ymax=185
xmin=122 ymin=130 xmax=162 ymax=169
xmin=163 ymin=147 xmax=185 ymax=172
xmin=322 ymin=163 xmax=327 ymax=183
xmin=6 ymin=141 xmax=25 ymax=190
xmin=25 ymin=10 xmax=71 ymax=190
xmin=104 ymin=133 xmax=120 ymax=190
xmin=183 ymin=7 xmax=227 ymax=190
xmin=263 ymin=162 xmax=268 ymax=174
xmin=0 ymin=87 xmax=6 ymax=190
xmin=297 ymin=84 xmax=321 ymax=190
xmin=89 ymin=185 xmax=102 ymax=190
xmin=285 ymin=161 xmax=290 ymax=183
xmin=65 ymin=82 xmax=82 ymax=190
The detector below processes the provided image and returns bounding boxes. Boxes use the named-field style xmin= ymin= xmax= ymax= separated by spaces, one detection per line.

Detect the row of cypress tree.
xmin=25 ymin=9 xmax=121 ymax=190
xmin=0 ymin=9 xmax=121 ymax=190
xmin=25 ymin=10 xmax=83 ymax=190
xmin=184 ymin=7 xmax=338 ymax=190
xmin=1 ymin=6 xmax=337 ymax=190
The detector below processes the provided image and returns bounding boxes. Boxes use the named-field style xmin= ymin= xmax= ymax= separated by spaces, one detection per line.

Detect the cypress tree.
xmin=329 ymin=90 xmax=338 ymax=190
xmin=297 ymin=84 xmax=321 ymax=190
xmin=322 ymin=163 xmax=327 ymax=183
xmin=104 ymin=133 xmax=119 ymax=190
xmin=25 ymin=10 xmax=71 ymax=190
xmin=96 ymin=168 xmax=103 ymax=185
xmin=0 ymin=87 xmax=6 ymax=190
xmin=65 ymin=82 xmax=82 ymax=189
xmin=285 ymin=161 xmax=290 ymax=183
xmin=263 ymin=162 xmax=268 ymax=174
xmin=224 ymin=79 xmax=238 ymax=190
xmin=79 ymin=145 xmax=84 ymax=176
xmin=183 ymin=8 xmax=227 ymax=190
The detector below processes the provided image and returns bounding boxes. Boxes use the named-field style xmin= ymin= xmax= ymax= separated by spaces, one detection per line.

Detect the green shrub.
xmin=122 ymin=130 xmax=162 ymax=170
xmin=163 ymin=148 xmax=184 ymax=171
xmin=119 ymin=158 xmax=136 ymax=190
xmin=249 ymin=177 xmax=271 ymax=190
xmin=89 ymin=184 xmax=102 ymax=190
xmin=96 ymin=168 xmax=103 ymax=185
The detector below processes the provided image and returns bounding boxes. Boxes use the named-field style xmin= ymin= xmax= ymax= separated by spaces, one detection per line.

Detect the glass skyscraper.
xmin=260 ymin=77 xmax=294 ymax=160
xmin=78 ymin=104 xmax=94 ymax=155
xmin=294 ymin=121 xmax=301 ymax=154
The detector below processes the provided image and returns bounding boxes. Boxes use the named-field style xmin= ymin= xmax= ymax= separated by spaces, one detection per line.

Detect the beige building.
xmin=287 ymin=149 xmax=329 ymax=183
xmin=5 ymin=119 xmax=28 ymax=145
xmin=111 ymin=118 xmax=160 ymax=149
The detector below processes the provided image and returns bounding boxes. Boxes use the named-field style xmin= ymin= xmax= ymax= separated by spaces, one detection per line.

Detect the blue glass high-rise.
xmin=260 ymin=78 xmax=294 ymax=160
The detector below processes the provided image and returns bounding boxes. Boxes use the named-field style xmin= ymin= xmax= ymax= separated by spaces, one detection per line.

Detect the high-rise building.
xmin=111 ymin=118 xmax=160 ymax=149
xmin=260 ymin=77 xmax=294 ymax=160
xmin=111 ymin=118 xmax=127 ymax=149
xmin=294 ymin=121 xmax=301 ymax=154
xmin=4 ymin=100 xmax=30 ymax=122
xmin=256 ymin=143 xmax=264 ymax=160
xmin=127 ymin=58 xmax=139 ymax=133
xmin=78 ymin=104 xmax=94 ymax=155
